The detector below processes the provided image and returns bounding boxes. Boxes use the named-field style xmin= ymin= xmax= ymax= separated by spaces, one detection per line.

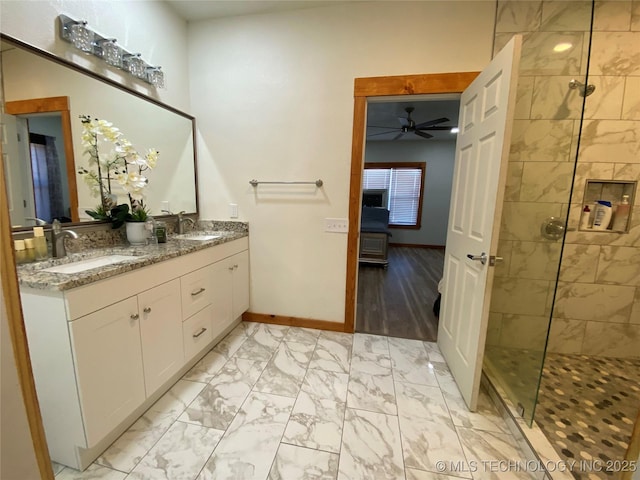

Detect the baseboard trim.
xmin=242 ymin=312 xmax=347 ymax=332
xmin=388 ymin=243 xmax=445 ymax=250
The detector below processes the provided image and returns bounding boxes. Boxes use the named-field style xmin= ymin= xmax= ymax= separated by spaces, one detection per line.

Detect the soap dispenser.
xmin=612 ymin=194 xmax=631 ymax=232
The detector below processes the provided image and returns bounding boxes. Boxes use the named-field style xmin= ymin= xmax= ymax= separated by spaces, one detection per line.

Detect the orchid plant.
xmin=78 ymin=115 xmax=159 ymax=227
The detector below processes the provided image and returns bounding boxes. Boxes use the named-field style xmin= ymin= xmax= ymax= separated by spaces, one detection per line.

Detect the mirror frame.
xmin=1 ymin=33 xmax=199 ymax=232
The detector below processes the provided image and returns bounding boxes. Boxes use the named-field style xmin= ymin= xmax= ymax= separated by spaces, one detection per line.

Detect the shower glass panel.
xmin=483 ymin=0 xmax=594 ymax=425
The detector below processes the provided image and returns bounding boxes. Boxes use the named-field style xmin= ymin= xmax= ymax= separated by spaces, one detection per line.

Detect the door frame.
xmin=0 ymin=140 xmax=54 ymax=477
xmin=344 ymin=72 xmax=479 ymax=333
xmin=5 ymin=96 xmax=80 ymax=224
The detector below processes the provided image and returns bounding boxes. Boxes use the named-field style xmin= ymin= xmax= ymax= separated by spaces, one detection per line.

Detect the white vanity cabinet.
xmin=20 ymin=236 xmax=249 ymax=470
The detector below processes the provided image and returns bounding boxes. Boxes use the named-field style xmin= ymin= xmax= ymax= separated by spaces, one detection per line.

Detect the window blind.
xmin=362 ymin=167 xmax=423 ymax=226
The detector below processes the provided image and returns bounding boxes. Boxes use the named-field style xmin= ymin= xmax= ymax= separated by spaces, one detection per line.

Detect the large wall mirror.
xmin=1 ymin=35 xmax=198 ymax=231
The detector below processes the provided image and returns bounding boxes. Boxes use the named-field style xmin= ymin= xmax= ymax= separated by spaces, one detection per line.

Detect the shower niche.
xmin=581 ymin=180 xmax=636 ymax=233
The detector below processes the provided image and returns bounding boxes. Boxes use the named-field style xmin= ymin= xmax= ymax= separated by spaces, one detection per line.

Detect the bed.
xmin=359 ymin=206 xmax=392 ymax=267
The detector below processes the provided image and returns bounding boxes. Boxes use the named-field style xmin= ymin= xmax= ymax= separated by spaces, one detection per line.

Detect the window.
xmin=363 ymin=162 xmax=425 ymax=228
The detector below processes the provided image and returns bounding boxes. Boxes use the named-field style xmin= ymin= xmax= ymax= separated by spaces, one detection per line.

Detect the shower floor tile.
xmin=537 ymin=353 xmax=640 ymax=479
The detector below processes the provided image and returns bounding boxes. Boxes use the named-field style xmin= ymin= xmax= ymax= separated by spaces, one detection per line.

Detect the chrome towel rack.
xmin=249 ymin=179 xmax=324 ymax=187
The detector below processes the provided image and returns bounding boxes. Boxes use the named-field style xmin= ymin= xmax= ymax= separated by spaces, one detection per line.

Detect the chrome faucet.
xmin=160 ymin=209 xmax=196 ymax=235
xmin=51 ymin=219 xmax=79 ymax=258
xmin=177 ymin=211 xmax=196 ymax=234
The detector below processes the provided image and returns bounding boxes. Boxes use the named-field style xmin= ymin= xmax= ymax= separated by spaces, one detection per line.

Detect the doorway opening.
xmin=343 ymin=72 xmax=479 ymax=335
xmin=356 ymin=96 xmax=460 ymax=342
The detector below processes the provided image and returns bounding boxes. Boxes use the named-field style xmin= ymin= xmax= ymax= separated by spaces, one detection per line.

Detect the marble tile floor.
xmin=54 ymin=323 xmax=535 ymax=480
xmin=536 ymin=353 xmax=640 ymax=480
xmin=484 ymin=346 xmax=640 ymax=480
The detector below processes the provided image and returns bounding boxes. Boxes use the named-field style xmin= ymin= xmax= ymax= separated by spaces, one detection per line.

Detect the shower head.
xmin=568 ymin=79 xmax=595 ymax=97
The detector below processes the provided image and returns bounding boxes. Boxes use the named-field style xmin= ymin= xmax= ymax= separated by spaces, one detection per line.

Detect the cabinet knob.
xmin=130 ymin=313 xmax=140 ymax=320
xmin=233 ymin=264 xmax=238 ymax=269
xmin=143 ymin=307 xmax=152 ymax=313
xmin=228 ymin=266 xmax=234 ymax=271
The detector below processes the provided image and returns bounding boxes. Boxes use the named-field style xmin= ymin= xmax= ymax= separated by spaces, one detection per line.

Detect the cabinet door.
xmin=210 ymin=259 xmax=233 ymax=335
xmin=231 ymin=250 xmax=250 ymax=320
xmin=138 ymin=279 xmax=183 ymax=395
xmin=69 ymin=296 xmax=145 ymax=447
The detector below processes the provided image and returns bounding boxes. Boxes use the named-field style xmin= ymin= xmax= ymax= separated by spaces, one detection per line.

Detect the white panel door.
xmin=438 ymin=36 xmax=522 ymax=411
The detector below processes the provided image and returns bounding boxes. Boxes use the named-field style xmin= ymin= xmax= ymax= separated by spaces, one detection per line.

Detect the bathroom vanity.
xmin=17 ymin=233 xmax=249 ymax=470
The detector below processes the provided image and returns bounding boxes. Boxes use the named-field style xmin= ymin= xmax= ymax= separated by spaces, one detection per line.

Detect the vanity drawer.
xmin=180 ymin=266 xmax=212 ymax=320
xmin=183 ymin=305 xmax=214 ymax=361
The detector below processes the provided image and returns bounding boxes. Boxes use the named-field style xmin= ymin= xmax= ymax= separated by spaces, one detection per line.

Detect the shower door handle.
xmin=466 ymin=252 xmax=487 ymax=265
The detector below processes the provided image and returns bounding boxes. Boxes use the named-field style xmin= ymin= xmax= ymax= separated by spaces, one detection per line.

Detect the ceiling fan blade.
xmin=414 ymin=130 xmax=433 ymax=139
xmin=414 ymin=117 xmax=450 ymax=129
xmin=417 ymin=125 xmax=455 ymax=131
xmin=368 ymin=125 xmax=398 ymax=129
xmin=367 ymin=129 xmax=401 ymax=138
xmin=393 ymin=132 xmax=405 ymax=141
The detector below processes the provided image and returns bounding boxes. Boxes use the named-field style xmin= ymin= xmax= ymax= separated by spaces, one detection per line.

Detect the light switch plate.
xmin=229 ymin=203 xmax=238 ymax=218
xmin=325 ymin=218 xmax=348 ymax=233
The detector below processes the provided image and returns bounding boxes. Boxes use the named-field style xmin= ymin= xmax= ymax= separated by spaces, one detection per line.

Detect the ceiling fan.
xmin=368 ymin=107 xmax=452 ymax=140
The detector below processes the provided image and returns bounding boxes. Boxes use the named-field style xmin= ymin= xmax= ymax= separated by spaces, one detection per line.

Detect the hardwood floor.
xmin=356 ymin=246 xmax=444 ymax=342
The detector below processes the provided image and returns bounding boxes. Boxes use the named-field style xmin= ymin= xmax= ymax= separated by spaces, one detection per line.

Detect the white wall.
xmin=365 ymin=140 xmax=455 ymax=246
xmin=189 ymin=1 xmax=496 ymax=323
xmin=1 ymin=277 xmax=41 ymax=480
xmin=0 ymin=0 xmax=190 ymax=111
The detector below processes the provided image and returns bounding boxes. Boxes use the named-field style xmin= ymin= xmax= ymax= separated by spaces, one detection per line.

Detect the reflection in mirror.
xmin=4 ymin=96 xmax=79 ymax=227
xmin=1 ymin=36 xmax=198 ymax=231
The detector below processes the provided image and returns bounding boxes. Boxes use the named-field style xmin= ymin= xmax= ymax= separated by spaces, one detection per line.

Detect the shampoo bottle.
xmin=592 ymin=200 xmax=613 ymax=230
xmin=612 ymin=194 xmax=631 ymax=232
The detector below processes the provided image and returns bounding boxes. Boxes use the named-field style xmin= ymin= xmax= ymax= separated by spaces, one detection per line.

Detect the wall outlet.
xmin=229 ymin=203 xmax=238 ymax=218
xmin=325 ymin=218 xmax=348 ymax=233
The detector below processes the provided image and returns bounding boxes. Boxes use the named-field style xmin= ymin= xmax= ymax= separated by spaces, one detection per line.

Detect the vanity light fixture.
xmin=96 ymin=38 xmax=122 ymax=68
xmin=146 ymin=67 xmax=165 ymax=89
xmin=58 ymin=14 xmax=165 ymax=88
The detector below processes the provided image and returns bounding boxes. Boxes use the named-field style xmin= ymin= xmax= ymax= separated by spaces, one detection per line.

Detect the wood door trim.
xmin=0 ymin=144 xmax=54 ymax=479
xmin=5 ymin=96 xmax=80 ymax=222
xmin=354 ymin=72 xmax=479 ymax=97
xmin=344 ymin=72 xmax=479 ymax=333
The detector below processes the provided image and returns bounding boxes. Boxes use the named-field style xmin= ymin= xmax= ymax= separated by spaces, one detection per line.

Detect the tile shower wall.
xmin=553 ymin=0 xmax=640 ymax=359
xmin=490 ymin=0 xmax=640 ymax=360
xmin=488 ymin=0 xmax=588 ymax=355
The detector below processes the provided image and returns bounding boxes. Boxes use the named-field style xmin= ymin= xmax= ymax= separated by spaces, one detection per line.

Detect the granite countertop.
xmin=17 ymin=230 xmax=248 ymax=292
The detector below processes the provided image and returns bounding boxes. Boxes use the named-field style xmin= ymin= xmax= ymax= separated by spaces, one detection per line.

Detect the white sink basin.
xmin=42 ymin=255 xmax=142 ymax=274
xmin=175 ymin=234 xmax=220 ymax=241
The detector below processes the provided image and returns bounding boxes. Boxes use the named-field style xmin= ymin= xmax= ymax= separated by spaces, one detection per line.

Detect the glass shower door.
xmin=483 ymin=0 xmax=594 ymax=425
